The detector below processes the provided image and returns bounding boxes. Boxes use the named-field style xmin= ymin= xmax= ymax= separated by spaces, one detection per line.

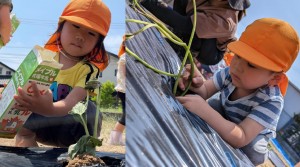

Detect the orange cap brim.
xmin=228 ymin=41 xmax=283 ymax=72
xmin=60 ymin=16 xmax=109 ymax=37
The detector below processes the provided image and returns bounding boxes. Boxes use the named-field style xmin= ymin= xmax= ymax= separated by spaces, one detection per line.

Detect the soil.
xmin=66 ymin=154 xmax=106 ymax=167
xmin=0 ymin=138 xmax=125 ymax=167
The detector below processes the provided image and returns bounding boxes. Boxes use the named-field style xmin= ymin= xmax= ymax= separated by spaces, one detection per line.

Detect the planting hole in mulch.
xmin=58 ymin=153 xmax=125 ymax=167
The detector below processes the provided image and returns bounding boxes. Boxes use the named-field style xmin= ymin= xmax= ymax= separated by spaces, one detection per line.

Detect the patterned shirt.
xmin=213 ymin=67 xmax=284 ymax=137
xmin=50 ymin=54 xmax=100 ymax=102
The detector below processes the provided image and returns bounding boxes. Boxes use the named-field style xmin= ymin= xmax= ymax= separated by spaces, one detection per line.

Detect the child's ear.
xmin=268 ymin=72 xmax=284 ymax=86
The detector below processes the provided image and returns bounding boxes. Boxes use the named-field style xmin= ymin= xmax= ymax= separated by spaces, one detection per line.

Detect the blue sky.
xmin=0 ymin=1 xmax=299 ymax=88
xmin=0 ymin=0 xmax=125 ymax=70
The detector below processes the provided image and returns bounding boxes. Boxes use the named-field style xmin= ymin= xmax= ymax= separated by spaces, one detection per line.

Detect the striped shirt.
xmin=213 ymin=67 xmax=284 ymax=137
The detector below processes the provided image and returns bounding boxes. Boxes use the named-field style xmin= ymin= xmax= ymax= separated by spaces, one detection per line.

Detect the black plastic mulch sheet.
xmin=126 ymin=4 xmax=254 ymax=167
xmin=0 ymin=146 xmax=125 ymax=167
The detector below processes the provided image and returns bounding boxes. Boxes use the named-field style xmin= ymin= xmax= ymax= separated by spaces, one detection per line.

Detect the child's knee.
xmin=243 ymin=149 xmax=268 ymax=166
xmin=16 ymin=127 xmax=35 ymax=137
xmin=241 ymin=134 xmax=269 ymax=165
xmin=15 ymin=127 xmax=37 ymax=147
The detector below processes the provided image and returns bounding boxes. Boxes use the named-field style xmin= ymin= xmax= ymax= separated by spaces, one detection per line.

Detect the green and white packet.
xmin=0 ymin=45 xmax=62 ymax=138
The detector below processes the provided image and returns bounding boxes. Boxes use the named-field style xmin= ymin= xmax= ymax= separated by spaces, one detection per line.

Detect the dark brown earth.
xmin=66 ymin=154 xmax=106 ymax=167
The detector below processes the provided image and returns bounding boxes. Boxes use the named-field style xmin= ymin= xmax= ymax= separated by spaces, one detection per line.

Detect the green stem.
xmin=126 ymin=17 xmax=181 ymax=43
xmin=180 ymin=54 xmax=195 ymax=96
xmin=173 ymin=0 xmax=197 ymax=95
xmin=128 ymin=0 xmax=197 ymax=96
xmin=80 ymin=115 xmax=90 ymax=136
xmin=82 ymin=93 xmax=90 ymax=136
xmin=126 ymin=47 xmax=178 ymax=77
xmin=93 ymin=88 xmax=101 ymax=138
xmin=126 ymin=20 xmax=186 ymax=47
xmin=131 ymin=0 xmax=183 ymax=43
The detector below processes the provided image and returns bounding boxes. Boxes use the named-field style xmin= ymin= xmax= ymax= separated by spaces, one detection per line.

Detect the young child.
xmin=110 ymin=37 xmax=126 ymax=146
xmin=140 ymin=0 xmax=250 ymax=66
xmin=0 ymin=0 xmax=13 ymax=45
xmin=13 ymin=0 xmax=111 ymax=147
xmin=176 ymin=18 xmax=299 ymax=165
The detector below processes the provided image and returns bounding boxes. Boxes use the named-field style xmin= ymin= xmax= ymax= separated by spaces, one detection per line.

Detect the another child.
xmin=0 ymin=0 xmax=13 ymax=45
xmin=140 ymin=0 xmax=250 ymax=66
xmin=110 ymin=37 xmax=126 ymax=146
xmin=176 ymin=18 xmax=299 ymax=165
xmin=13 ymin=0 xmax=111 ymax=147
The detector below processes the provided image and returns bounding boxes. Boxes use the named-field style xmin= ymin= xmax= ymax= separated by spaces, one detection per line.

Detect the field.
xmin=0 ymin=111 xmax=126 ymax=154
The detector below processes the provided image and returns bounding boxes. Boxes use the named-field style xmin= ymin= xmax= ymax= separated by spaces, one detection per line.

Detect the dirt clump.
xmin=66 ymin=154 xmax=106 ymax=167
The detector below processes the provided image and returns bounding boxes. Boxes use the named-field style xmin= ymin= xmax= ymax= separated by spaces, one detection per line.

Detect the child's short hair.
xmin=228 ymin=18 xmax=299 ymax=72
xmin=45 ymin=0 xmax=111 ymax=71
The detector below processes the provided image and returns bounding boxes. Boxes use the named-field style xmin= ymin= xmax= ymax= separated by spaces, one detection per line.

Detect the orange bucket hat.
xmin=45 ymin=0 xmax=111 ymax=71
xmin=227 ymin=18 xmax=299 ymax=95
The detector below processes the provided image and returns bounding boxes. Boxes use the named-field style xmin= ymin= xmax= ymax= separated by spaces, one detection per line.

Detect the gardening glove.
xmin=109 ymin=130 xmax=125 ymax=146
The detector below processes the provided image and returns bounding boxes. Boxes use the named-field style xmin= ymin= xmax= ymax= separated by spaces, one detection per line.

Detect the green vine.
xmin=126 ymin=0 xmax=197 ymax=96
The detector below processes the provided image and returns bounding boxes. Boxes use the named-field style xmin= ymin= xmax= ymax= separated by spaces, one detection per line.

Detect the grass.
xmin=99 ymin=107 xmax=124 ymax=145
xmin=100 ymin=107 xmax=122 ymax=113
xmin=100 ymin=112 xmax=122 ymax=141
xmin=96 ymin=111 xmax=126 ymax=154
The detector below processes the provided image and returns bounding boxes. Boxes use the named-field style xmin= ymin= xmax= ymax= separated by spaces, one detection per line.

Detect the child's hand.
xmin=0 ymin=83 xmax=7 ymax=99
xmin=176 ymin=94 xmax=206 ymax=113
xmin=13 ymin=82 xmax=54 ymax=116
xmin=178 ymin=64 xmax=204 ymax=91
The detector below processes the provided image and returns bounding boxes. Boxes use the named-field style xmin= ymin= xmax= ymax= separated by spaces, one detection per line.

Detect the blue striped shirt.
xmin=213 ymin=67 xmax=284 ymax=137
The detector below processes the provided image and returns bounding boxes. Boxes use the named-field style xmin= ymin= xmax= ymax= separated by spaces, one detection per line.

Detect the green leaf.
xmin=68 ymin=135 xmax=103 ymax=159
xmin=69 ymin=101 xmax=90 ymax=135
xmin=69 ymin=101 xmax=88 ymax=124
xmin=69 ymin=101 xmax=87 ymax=115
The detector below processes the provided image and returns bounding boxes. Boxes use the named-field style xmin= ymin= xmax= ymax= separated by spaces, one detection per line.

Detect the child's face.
xmin=229 ymin=55 xmax=275 ymax=91
xmin=60 ymin=21 xmax=100 ymax=57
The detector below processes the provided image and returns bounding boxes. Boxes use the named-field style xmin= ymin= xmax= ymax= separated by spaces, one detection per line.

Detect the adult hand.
xmin=178 ymin=64 xmax=204 ymax=92
xmin=13 ymin=82 xmax=54 ymax=116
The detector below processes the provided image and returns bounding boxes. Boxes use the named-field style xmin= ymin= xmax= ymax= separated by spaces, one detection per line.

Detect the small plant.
xmin=68 ymin=78 xmax=102 ymax=159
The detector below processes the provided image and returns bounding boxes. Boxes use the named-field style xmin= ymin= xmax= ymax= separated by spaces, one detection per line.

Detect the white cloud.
xmin=104 ymin=34 xmax=123 ymax=55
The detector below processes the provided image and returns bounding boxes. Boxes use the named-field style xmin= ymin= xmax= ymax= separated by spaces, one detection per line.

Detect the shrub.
xmin=100 ymin=81 xmax=116 ymax=108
